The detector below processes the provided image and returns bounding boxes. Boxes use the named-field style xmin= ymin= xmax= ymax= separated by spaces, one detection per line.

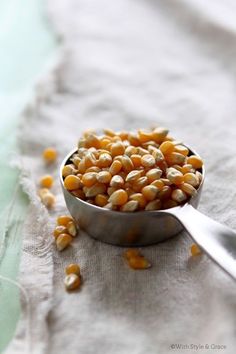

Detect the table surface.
xmin=0 ymin=0 xmax=56 ymax=350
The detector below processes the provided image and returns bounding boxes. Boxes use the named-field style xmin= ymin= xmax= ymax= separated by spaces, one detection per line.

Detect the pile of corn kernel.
xmin=37 ymin=136 xmax=203 ymax=293
xmin=62 ymin=128 xmax=203 ymax=211
xmin=64 ymin=263 xmax=82 ymax=291
xmin=53 ymin=215 xmax=78 ymax=251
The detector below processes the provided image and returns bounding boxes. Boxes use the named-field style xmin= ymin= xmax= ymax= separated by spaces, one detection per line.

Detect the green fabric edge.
xmin=0 ymin=0 xmax=57 ymax=350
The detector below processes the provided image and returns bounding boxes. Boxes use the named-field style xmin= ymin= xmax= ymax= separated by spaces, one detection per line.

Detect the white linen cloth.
xmin=5 ymin=0 xmax=236 ymax=353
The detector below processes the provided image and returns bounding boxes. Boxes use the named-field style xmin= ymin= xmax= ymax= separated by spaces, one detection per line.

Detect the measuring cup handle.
xmin=169 ymin=203 xmax=236 ymax=280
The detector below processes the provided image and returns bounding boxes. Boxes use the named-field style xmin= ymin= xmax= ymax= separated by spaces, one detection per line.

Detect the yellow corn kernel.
xmin=171 ymin=164 xmax=183 ymax=172
xmin=53 ymin=225 xmax=67 ymax=239
xmin=166 ymin=167 xmax=184 ymax=185
xmin=84 ymin=152 xmax=97 ymax=168
xmin=162 ymin=199 xmax=178 ymax=209
xmin=84 ymin=133 xmax=101 ymax=149
xmin=62 ymin=165 xmax=77 ymax=178
xmin=181 ymin=164 xmax=194 ymax=174
xmin=150 ymin=147 xmax=164 ymax=163
xmin=159 ymin=141 xmax=175 ymax=155
xmin=100 ymin=137 xmax=111 ymax=149
xmin=180 ymin=183 xmax=197 ymax=197
xmin=124 ymin=249 xmax=141 ymax=260
xmin=110 ymin=175 xmax=124 ymax=188
xmin=138 ymin=129 xmax=153 ymax=143
xmin=77 ymin=159 xmax=87 ymax=174
xmin=130 ymin=193 xmax=147 ymax=209
xmin=196 ymin=171 xmax=203 ymax=183
xmin=43 ymin=147 xmax=57 ymax=163
xmin=57 ymin=215 xmax=73 ymax=226
xmin=141 ymin=185 xmax=159 ymax=201
xmin=40 ymin=175 xmax=54 ymax=188
xmin=64 ymin=273 xmax=81 ymax=291
xmin=128 ymin=256 xmax=151 ymax=269
xmin=152 ymin=127 xmax=169 ymax=143
xmin=118 ymin=131 xmax=128 ymax=140
xmin=97 ymin=148 xmax=112 ymax=155
xmin=110 ymin=141 xmax=125 ymax=157
xmin=104 ymin=202 xmax=117 ymax=210
xmin=132 ymin=176 xmax=149 ymax=192
xmin=174 ymin=145 xmax=189 ymax=156
xmin=107 ymin=186 xmax=117 ymax=196
xmin=108 ymin=189 xmax=128 ymax=206
xmin=128 ymin=133 xmax=140 ymax=146
xmin=82 ymin=128 xmax=96 ymax=138
xmin=151 ymin=179 xmax=164 ymax=190
xmin=166 ymin=152 xmax=186 ymax=165
xmin=163 ymin=135 xmax=174 ymax=142
xmin=125 ymin=170 xmax=142 ymax=183
xmin=145 ymin=199 xmax=161 ymax=211
xmin=77 ymin=148 xmax=87 ymax=158
xmin=137 ymin=147 xmax=149 ymax=156
xmin=39 ymin=190 xmax=55 ymax=208
xmin=97 ymin=153 xmax=112 ymax=168
xmin=96 ymin=171 xmax=112 ymax=184
xmin=187 ymin=155 xmax=203 ymax=169
xmin=121 ymin=155 xmax=134 ymax=172
xmin=81 ymin=172 xmax=97 ymax=187
xmin=183 ymin=172 xmax=199 ymax=187
xmin=146 ymin=168 xmax=162 ymax=183
xmin=160 ymin=178 xmax=172 ymax=186
xmin=83 ymin=183 xmax=106 ymax=198
xmin=158 ymin=186 xmax=172 ymax=200
xmin=171 ymin=189 xmax=188 ymax=203
xmin=111 ymin=136 xmax=122 ymax=142
xmin=120 ymin=200 xmax=139 ymax=212
xmin=141 ymin=154 xmax=156 ymax=168
xmin=65 ymin=263 xmax=81 ymax=276
xmin=103 ymin=128 xmax=116 ymax=137
xmin=85 ymin=166 xmax=101 ymax=173
xmin=72 ymin=189 xmax=86 ymax=199
xmin=190 ymin=243 xmax=201 ymax=256
xmin=142 ymin=140 xmax=157 ymax=149
xmin=67 ymin=221 xmax=78 ymax=237
xmin=71 ymin=154 xmax=81 ymax=166
xmin=56 ymin=233 xmax=73 ymax=251
xmin=64 ymin=175 xmax=82 ymax=191
xmin=109 ymin=160 xmax=122 ymax=175
xmin=125 ymin=146 xmax=137 ymax=156
xmin=130 ymin=154 xmax=142 ymax=167
xmin=95 ymin=193 xmax=109 ymax=207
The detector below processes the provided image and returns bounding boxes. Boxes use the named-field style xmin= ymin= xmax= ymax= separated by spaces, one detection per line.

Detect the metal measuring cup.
xmin=60 ymin=147 xmax=236 ymax=280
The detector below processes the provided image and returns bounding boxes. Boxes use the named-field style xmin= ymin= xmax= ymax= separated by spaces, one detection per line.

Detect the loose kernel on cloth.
xmin=67 ymin=221 xmax=78 ymax=237
xmin=124 ymin=249 xmax=151 ymax=270
xmin=38 ymin=189 xmax=55 ymax=208
xmin=40 ymin=175 xmax=54 ymax=188
xmin=64 ymin=274 xmax=81 ymax=291
xmin=43 ymin=147 xmax=57 ymax=163
xmin=62 ymin=128 xmax=203 ymax=211
xmin=56 ymin=233 xmax=73 ymax=251
xmin=65 ymin=264 xmax=81 ymax=276
xmin=190 ymin=243 xmax=202 ymax=256
xmin=57 ymin=215 xmax=73 ymax=226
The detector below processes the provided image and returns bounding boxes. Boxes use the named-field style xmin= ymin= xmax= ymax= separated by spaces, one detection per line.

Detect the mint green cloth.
xmin=0 ymin=0 xmax=56 ymax=351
